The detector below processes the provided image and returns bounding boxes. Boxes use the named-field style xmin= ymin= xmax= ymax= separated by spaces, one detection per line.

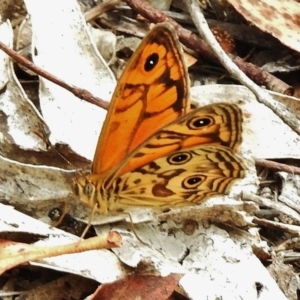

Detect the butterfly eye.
xmin=168 ymin=152 xmax=192 ymax=165
xmin=182 ymin=175 xmax=205 ymax=189
xmin=144 ymin=53 xmax=159 ymax=71
xmin=188 ymin=116 xmax=213 ymax=129
xmin=84 ymin=182 xmax=95 ymax=196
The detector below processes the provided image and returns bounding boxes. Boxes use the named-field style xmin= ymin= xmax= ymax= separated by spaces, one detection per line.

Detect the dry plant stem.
xmin=186 ymin=0 xmax=300 ymax=137
xmin=1 ymin=232 xmax=122 ymax=275
xmin=242 ymin=192 xmax=300 ymax=223
xmin=61 ymin=232 xmax=122 ymax=252
xmin=231 ymin=56 xmax=293 ymax=95
xmin=252 ymin=217 xmax=300 ymax=235
xmin=255 ymin=159 xmax=300 ymax=176
xmin=84 ymin=0 xmax=121 ymax=22
xmin=0 ymin=40 xmax=109 ymax=110
xmin=123 ymin=0 xmax=292 ymax=95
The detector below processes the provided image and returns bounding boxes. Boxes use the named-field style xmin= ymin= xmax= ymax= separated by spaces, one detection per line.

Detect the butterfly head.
xmin=73 ymin=175 xmax=110 ymax=214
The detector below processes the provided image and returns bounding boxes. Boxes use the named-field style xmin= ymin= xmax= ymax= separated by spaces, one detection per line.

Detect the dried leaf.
xmin=90 ymin=273 xmax=182 ymax=300
xmin=227 ymin=0 xmax=300 ymax=52
xmin=24 ymin=0 xmax=116 ymax=159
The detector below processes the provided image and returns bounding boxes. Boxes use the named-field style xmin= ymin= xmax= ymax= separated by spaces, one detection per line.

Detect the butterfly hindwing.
xmin=107 ymin=145 xmax=246 ymax=210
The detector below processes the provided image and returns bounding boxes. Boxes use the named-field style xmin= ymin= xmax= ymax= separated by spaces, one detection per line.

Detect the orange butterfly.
xmin=74 ymin=23 xmax=246 ymax=213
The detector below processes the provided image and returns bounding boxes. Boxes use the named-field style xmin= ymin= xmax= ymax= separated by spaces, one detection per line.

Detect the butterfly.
xmin=74 ymin=23 xmax=246 ymax=214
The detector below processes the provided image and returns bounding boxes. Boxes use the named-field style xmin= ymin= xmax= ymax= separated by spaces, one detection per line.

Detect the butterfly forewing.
xmin=92 ymin=24 xmax=189 ymax=176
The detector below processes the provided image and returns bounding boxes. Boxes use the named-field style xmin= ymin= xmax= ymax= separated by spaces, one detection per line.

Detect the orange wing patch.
xmin=92 ymin=24 xmax=189 ymax=176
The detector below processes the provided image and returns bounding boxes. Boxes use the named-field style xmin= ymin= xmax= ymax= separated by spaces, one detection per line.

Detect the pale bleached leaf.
xmin=24 ymin=0 xmax=116 ymax=159
xmin=0 ymin=21 xmax=49 ymax=151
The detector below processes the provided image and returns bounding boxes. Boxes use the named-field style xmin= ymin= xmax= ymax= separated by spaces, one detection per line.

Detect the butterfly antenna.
xmin=33 ymin=130 xmax=84 ymax=176
xmin=33 ymin=130 xmax=52 ymax=148
xmin=54 ymin=143 xmax=84 ymax=176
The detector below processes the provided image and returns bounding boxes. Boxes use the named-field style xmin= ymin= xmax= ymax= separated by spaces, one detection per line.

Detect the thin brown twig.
xmin=123 ymin=0 xmax=293 ymax=95
xmin=255 ymin=158 xmax=300 ymax=176
xmin=252 ymin=217 xmax=300 ymax=235
xmin=84 ymin=0 xmax=121 ymax=22
xmin=0 ymin=40 xmax=109 ymax=110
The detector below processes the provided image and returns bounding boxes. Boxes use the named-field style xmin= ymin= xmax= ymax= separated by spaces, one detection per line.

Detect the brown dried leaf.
xmin=89 ymin=273 xmax=183 ymax=300
xmin=227 ymin=0 xmax=300 ymax=52
xmin=19 ymin=274 xmax=97 ymax=300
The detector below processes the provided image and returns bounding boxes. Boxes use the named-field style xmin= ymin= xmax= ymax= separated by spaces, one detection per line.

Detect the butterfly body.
xmin=74 ymin=23 xmax=246 ymax=214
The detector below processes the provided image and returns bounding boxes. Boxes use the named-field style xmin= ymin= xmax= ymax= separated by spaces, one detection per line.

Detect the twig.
xmin=0 ymin=232 xmax=122 ymax=276
xmin=253 ymin=217 xmax=300 ymax=235
xmin=84 ymin=0 xmax=121 ymax=22
xmin=0 ymin=40 xmax=109 ymax=110
xmin=242 ymin=192 xmax=300 ymax=223
xmin=255 ymin=159 xmax=300 ymax=176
